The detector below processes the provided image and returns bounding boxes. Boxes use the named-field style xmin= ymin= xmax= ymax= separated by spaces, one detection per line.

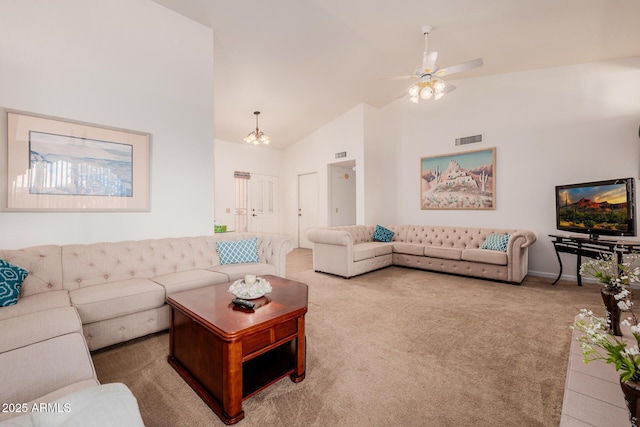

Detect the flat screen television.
xmin=555 ymin=177 xmax=636 ymax=239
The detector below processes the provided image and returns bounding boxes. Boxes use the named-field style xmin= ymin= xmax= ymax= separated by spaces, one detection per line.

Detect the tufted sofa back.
xmin=62 ymin=236 xmax=215 ymax=290
xmin=323 ymin=225 xmax=412 ymax=244
xmin=403 ymin=225 xmax=519 ymax=249
xmin=0 ymin=245 xmax=62 ymax=297
xmin=330 ymin=224 xmax=523 ymax=250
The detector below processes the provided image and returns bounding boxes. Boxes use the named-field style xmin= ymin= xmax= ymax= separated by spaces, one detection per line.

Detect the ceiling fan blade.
xmin=443 ymin=81 xmax=456 ymax=93
xmin=423 ymin=51 xmax=438 ymax=73
xmin=435 ymin=58 xmax=483 ymax=77
xmin=379 ymin=75 xmax=419 ymax=80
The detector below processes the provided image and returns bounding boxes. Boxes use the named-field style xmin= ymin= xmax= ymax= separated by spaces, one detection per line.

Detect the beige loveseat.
xmin=306 ymin=225 xmax=536 ymax=284
xmin=0 ymin=232 xmax=292 ymax=423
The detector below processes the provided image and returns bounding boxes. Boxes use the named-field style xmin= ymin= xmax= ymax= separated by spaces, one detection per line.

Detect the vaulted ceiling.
xmin=153 ymin=0 xmax=640 ymax=149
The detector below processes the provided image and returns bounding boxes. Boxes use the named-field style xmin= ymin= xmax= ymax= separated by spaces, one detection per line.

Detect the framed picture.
xmin=3 ymin=110 xmax=150 ymax=212
xmin=420 ymin=147 xmax=495 ymax=210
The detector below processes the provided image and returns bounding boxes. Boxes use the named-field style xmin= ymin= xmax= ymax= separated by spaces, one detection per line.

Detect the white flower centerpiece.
xmin=228 ymin=275 xmax=272 ymax=299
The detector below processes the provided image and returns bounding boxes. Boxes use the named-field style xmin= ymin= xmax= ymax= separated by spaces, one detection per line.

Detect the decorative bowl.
xmin=228 ymin=277 xmax=272 ymax=299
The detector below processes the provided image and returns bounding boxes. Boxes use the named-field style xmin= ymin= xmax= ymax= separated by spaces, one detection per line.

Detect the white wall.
xmin=383 ymin=57 xmax=640 ymax=279
xmin=281 ymin=105 xmax=366 ymax=243
xmin=0 ymin=0 xmax=214 ymax=248
xmin=213 ymin=139 xmax=283 ymax=231
xmin=364 ymin=103 xmax=397 ymax=225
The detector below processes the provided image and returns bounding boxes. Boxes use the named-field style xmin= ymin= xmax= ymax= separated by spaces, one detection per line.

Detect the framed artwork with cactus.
xmin=420 ymin=147 xmax=495 ymax=210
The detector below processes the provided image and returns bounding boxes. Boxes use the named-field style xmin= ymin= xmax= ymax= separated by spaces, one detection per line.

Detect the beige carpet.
xmin=92 ymin=250 xmax=608 ymax=427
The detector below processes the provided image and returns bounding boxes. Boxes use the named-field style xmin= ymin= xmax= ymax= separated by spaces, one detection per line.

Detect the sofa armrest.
xmin=506 ymin=230 xmax=537 ymax=283
xmin=255 ymin=233 xmax=294 ymax=277
xmin=507 ymin=230 xmax=537 ymax=252
xmin=306 ymin=228 xmax=354 ymax=247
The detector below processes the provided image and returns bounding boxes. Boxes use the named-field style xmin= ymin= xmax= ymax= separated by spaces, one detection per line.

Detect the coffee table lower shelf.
xmin=168 ymin=338 xmax=302 ymax=424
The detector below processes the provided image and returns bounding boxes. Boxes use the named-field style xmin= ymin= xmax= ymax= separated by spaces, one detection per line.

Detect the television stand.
xmin=549 ymin=234 xmax=640 ymax=286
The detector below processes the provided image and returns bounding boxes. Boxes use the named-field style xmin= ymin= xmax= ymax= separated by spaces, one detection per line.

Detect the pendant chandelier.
xmin=243 ymin=111 xmax=270 ymax=145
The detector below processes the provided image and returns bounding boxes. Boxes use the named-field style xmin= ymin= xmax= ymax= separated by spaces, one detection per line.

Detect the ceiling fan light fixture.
xmin=433 ymin=79 xmax=446 ymax=92
xmin=244 ymin=111 xmax=270 ymax=145
xmin=420 ymin=86 xmax=433 ymax=99
xmin=402 ymin=26 xmax=483 ymax=105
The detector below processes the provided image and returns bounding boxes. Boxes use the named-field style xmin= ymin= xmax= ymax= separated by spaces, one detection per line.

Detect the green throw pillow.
xmin=373 ymin=225 xmax=394 ymax=243
xmin=0 ymin=259 xmax=29 ymax=307
xmin=481 ymin=233 xmax=510 ymax=252
xmin=216 ymin=238 xmax=260 ymax=265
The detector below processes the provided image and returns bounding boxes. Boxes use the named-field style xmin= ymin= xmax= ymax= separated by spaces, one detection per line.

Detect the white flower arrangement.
xmin=572 ymin=291 xmax=640 ymax=383
xmin=228 ymin=277 xmax=272 ymax=299
xmin=579 ymin=253 xmax=640 ymax=290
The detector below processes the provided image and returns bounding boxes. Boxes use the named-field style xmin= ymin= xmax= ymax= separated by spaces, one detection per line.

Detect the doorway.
xmin=329 ymin=160 xmax=356 ymax=226
xmin=298 ymin=172 xmax=318 ymax=249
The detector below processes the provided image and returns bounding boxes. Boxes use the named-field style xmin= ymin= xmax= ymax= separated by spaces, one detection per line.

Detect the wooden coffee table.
xmin=166 ymin=275 xmax=308 ymax=425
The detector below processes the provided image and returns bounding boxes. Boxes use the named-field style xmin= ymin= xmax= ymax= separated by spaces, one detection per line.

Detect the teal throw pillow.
xmin=372 ymin=225 xmax=394 ymax=243
xmin=216 ymin=238 xmax=259 ymax=265
xmin=0 ymin=259 xmax=29 ymax=307
xmin=481 ymin=233 xmax=510 ymax=252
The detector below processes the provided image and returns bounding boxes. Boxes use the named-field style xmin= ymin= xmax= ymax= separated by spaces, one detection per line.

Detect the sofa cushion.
xmin=209 ymin=262 xmax=277 ymax=282
xmin=481 ymin=233 xmax=511 ymax=252
xmin=0 ymin=259 xmax=29 ymax=307
xmin=0 ymin=290 xmax=70 ymax=322
xmin=0 ymin=379 xmax=101 ymax=423
xmin=424 ymin=246 xmax=462 ymax=260
xmin=216 ymin=238 xmax=259 ymax=265
xmin=393 ymin=242 xmax=425 ymax=256
xmin=353 ymin=242 xmax=393 ymax=262
xmin=372 ymin=225 xmax=394 ymax=242
xmin=0 ymin=333 xmax=97 ymax=405
xmin=69 ymin=279 xmax=166 ymax=324
xmin=153 ymin=269 xmax=230 ymax=295
xmin=462 ymin=248 xmax=508 ymax=265
xmin=3 ymin=383 xmax=144 ymax=427
xmin=0 ymin=307 xmax=83 ymax=353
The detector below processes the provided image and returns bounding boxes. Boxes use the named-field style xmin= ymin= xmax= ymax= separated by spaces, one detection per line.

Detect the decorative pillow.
xmin=481 ymin=233 xmax=511 ymax=252
xmin=216 ymin=238 xmax=260 ymax=265
xmin=0 ymin=259 xmax=29 ymax=307
xmin=372 ymin=225 xmax=394 ymax=243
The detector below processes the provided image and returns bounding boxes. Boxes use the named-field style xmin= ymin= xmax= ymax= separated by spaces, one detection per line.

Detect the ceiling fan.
xmin=394 ymin=26 xmax=483 ymax=102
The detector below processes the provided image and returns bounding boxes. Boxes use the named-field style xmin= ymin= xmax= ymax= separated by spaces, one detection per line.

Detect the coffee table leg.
xmin=291 ymin=316 xmax=306 ymax=383
xmin=222 ymin=340 xmax=244 ymax=423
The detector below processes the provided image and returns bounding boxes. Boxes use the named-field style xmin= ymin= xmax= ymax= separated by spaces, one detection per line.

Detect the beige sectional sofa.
xmin=0 ymin=232 xmax=292 ymax=424
xmin=306 ymin=225 xmax=536 ymax=284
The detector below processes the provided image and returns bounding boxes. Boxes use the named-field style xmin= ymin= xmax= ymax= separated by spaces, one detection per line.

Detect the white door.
xmin=250 ymin=174 xmax=279 ymax=234
xmin=298 ymin=172 xmax=318 ymax=249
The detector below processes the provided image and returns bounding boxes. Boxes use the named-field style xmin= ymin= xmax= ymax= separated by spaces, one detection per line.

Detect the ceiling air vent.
xmin=335 ymin=151 xmax=347 ymax=159
xmin=455 ymin=134 xmax=483 ymax=146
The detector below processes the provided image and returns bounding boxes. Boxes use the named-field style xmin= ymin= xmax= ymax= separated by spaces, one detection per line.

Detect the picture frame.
xmin=2 ymin=109 xmax=150 ymax=212
xmin=420 ymin=147 xmax=495 ymax=210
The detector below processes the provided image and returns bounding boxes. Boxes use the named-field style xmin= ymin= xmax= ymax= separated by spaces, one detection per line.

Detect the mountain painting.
xmin=420 ymin=148 xmax=495 ymax=210
xmin=557 ymin=183 xmax=629 ymax=232
xmin=28 ymin=131 xmax=133 ymax=197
